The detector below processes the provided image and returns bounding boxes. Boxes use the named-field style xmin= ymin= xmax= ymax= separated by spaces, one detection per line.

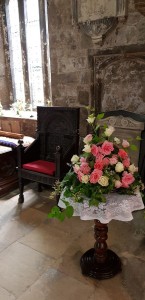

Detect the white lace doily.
xmin=58 ymin=191 xmax=144 ymax=224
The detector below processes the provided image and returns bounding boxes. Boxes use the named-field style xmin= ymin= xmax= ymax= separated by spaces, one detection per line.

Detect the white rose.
xmin=87 ymin=114 xmax=95 ymax=124
xmin=81 ymin=175 xmax=90 ymax=184
xmin=104 ymin=126 xmax=115 ymax=137
xmin=128 ymin=164 xmax=138 ymax=174
xmin=71 ymin=155 xmax=79 ymax=164
xmin=83 ymin=144 xmax=91 ymax=153
xmin=115 ymin=162 xmax=124 ymax=173
xmin=114 ymin=137 xmax=121 ymax=144
xmin=98 ymin=176 xmax=109 ymax=187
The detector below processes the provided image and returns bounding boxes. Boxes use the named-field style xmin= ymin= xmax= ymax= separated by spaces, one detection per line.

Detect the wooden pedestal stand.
xmin=80 ymin=219 xmax=122 ymax=280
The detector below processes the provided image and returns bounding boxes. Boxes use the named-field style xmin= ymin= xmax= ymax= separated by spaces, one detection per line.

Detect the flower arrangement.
xmin=48 ymin=111 xmax=144 ymax=221
xmin=10 ymin=100 xmax=25 ymax=115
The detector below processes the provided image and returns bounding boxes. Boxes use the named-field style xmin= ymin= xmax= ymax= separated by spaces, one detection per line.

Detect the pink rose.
xmin=80 ymin=162 xmax=91 ymax=175
xmin=115 ymin=180 xmax=122 ymax=188
xmin=77 ymin=171 xmax=84 ymax=182
xmin=80 ymin=157 xmax=87 ymax=163
xmin=121 ymin=172 xmax=135 ymax=188
xmin=83 ymin=134 xmax=93 ymax=144
xmin=122 ymin=158 xmax=130 ymax=168
xmin=101 ymin=141 xmax=114 ymax=155
xmin=113 ymin=154 xmax=118 ymax=159
xmin=73 ymin=164 xmax=80 ymax=174
xmin=91 ymin=144 xmax=99 ymax=156
xmin=98 ymin=146 xmax=103 ymax=153
xmin=118 ymin=149 xmax=128 ymax=159
xmin=110 ymin=157 xmax=118 ymax=165
xmin=94 ymin=160 xmax=104 ymax=170
xmin=90 ymin=169 xmax=102 ymax=184
xmin=122 ymin=139 xmax=130 ymax=148
xmin=95 ymin=153 xmax=104 ymax=162
xmin=102 ymin=157 xmax=110 ymax=166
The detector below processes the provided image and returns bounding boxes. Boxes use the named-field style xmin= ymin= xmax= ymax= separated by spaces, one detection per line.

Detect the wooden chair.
xmin=17 ymin=106 xmax=80 ymax=203
xmin=98 ymin=110 xmax=145 ymax=185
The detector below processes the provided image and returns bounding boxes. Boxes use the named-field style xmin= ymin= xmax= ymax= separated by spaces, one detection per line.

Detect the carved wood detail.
xmin=80 ymin=219 xmax=122 ymax=279
xmin=94 ymin=219 xmax=108 ymax=263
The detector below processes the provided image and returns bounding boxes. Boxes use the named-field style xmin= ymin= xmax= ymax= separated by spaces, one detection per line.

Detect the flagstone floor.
xmin=0 ymin=183 xmax=145 ymax=300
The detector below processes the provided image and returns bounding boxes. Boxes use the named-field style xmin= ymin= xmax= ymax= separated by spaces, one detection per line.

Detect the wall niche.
xmin=93 ymin=49 xmax=145 ymax=114
xmin=134 ymin=0 xmax=145 ymax=16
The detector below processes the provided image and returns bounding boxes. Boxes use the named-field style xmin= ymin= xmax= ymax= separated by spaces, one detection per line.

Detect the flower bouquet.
xmin=10 ymin=100 xmax=25 ymax=116
xmin=48 ymin=112 xmax=144 ymax=221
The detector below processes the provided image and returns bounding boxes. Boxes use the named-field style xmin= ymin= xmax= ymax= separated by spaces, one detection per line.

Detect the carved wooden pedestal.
xmin=80 ymin=220 xmax=122 ymax=280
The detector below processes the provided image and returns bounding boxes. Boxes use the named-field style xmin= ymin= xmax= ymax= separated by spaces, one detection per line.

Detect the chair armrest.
xmin=63 ymin=140 xmax=78 ymax=161
xmin=54 ymin=140 xmax=78 ymax=179
xmin=54 ymin=146 xmax=62 ymax=178
xmin=17 ymin=138 xmax=40 ymax=167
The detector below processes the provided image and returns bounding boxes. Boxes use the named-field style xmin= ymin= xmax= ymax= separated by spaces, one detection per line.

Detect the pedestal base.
xmin=80 ymin=248 xmax=122 ymax=280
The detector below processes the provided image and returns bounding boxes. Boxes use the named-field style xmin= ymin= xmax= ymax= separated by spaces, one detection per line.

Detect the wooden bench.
xmin=0 ymin=131 xmax=34 ymax=197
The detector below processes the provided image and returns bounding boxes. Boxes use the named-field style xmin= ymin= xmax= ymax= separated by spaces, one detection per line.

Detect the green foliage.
xmin=136 ymin=136 xmax=142 ymax=141
xmin=130 ymin=144 xmax=138 ymax=151
xmin=96 ymin=113 xmax=104 ymax=120
xmin=48 ymin=203 xmax=74 ymax=221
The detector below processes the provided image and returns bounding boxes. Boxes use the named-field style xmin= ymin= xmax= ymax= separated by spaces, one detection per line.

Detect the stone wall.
xmin=48 ymin=0 xmax=145 ymax=136
xmin=0 ymin=1 xmax=145 ymax=136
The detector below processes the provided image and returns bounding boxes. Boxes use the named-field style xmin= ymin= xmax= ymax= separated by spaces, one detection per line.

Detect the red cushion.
xmin=22 ymin=160 xmax=56 ymax=175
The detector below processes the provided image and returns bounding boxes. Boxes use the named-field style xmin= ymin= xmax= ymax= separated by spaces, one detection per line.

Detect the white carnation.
xmin=83 ymin=144 xmax=91 ymax=153
xmin=114 ymin=137 xmax=121 ymax=144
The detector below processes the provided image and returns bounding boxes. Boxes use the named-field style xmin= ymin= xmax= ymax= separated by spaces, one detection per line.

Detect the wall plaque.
xmin=72 ymin=0 xmax=127 ymax=44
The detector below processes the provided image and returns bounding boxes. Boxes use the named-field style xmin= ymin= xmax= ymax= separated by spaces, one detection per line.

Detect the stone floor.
xmin=0 ymin=183 xmax=145 ymax=300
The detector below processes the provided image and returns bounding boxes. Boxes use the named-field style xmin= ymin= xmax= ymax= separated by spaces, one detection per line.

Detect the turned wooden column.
xmin=80 ymin=219 xmax=122 ymax=280
xmin=94 ymin=219 xmax=108 ymax=263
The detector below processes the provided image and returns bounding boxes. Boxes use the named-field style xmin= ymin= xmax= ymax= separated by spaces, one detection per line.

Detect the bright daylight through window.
xmin=5 ymin=0 xmax=51 ymax=110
